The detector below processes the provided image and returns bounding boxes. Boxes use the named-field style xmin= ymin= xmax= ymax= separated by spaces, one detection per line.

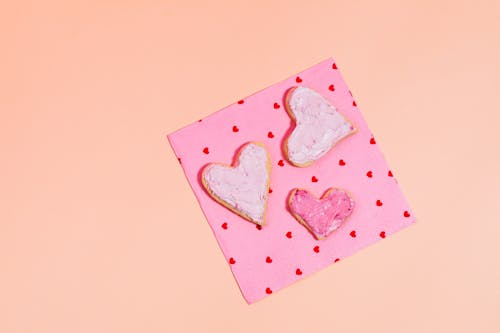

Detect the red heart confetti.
xmin=265 ymin=287 xmax=273 ymax=294
xmin=339 ymin=159 xmax=346 ymax=166
xmin=388 ymin=170 xmax=393 ymax=177
xmin=380 ymin=231 xmax=386 ymax=238
xmin=237 ymin=100 xmax=244 ymax=104
xmin=367 ymin=171 xmax=373 ymax=178
xmin=329 ymin=84 xmax=335 ymax=91
xmin=266 ymin=256 xmax=272 ymax=263
xmin=353 ymin=101 xmax=357 ymax=107
xmin=203 ymin=147 xmax=209 ymax=154
xmin=311 ymin=176 xmax=318 ymax=182
xmin=278 ymin=160 xmax=285 ymax=167
xmin=404 ymin=211 xmax=411 ymax=218
xmin=229 ymin=257 xmax=236 ymax=264
xmin=232 ymin=125 xmax=239 ymax=132
xmin=273 ymin=103 xmax=280 ymax=109
xmin=313 ymin=245 xmax=320 ymax=253
xmin=334 ymin=258 xmax=340 ymax=263
xmin=370 ymin=137 xmax=376 ymax=144
xmin=256 ymin=225 xmax=262 ymax=230
xmin=332 ymin=63 xmax=338 ymax=69
xmin=268 ymin=131 xmax=274 ymax=138
xmin=285 ymin=231 xmax=292 ymax=239
xmin=296 ymin=76 xmax=302 ymax=83
xmin=350 ymin=230 xmax=357 ymax=238
xmin=376 ymin=199 xmax=383 ymax=206
xmin=295 ymin=268 xmax=303 ymax=275
xmin=221 ymin=222 xmax=228 ymax=230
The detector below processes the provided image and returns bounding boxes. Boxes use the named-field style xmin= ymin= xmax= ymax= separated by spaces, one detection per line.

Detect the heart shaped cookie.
xmin=284 ymin=86 xmax=356 ymax=167
xmin=288 ymin=188 xmax=355 ymax=239
xmin=201 ymin=142 xmax=271 ymax=225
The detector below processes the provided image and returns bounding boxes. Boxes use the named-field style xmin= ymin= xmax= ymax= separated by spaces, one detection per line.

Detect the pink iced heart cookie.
xmin=201 ymin=142 xmax=271 ymax=225
xmin=288 ymin=188 xmax=355 ymax=239
xmin=284 ymin=86 xmax=356 ymax=167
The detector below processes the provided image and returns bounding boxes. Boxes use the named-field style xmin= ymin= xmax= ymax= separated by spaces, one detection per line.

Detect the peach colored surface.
xmin=0 ymin=0 xmax=499 ymax=332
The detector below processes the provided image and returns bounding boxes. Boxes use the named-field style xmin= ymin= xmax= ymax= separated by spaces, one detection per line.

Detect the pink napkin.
xmin=167 ymin=58 xmax=415 ymax=303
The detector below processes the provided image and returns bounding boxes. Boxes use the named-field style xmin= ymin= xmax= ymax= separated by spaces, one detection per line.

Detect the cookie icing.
xmin=289 ymin=188 xmax=354 ymax=239
xmin=285 ymin=86 xmax=355 ymax=166
xmin=202 ymin=143 xmax=270 ymax=225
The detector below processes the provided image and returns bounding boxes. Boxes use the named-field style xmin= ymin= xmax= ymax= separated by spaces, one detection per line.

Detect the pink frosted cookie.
xmin=288 ymin=188 xmax=355 ymax=239
xmin=284 ymin=86 xmax=357 ymax=167
xmin=201 ymin=142 xmax=271 ymax=226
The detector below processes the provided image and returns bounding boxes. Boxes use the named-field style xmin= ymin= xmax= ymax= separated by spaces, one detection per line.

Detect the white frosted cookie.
xmin=201 ymin=142 xmax=271 ymax=225
xmin=284 ymin=86 xmax=356 ymax=167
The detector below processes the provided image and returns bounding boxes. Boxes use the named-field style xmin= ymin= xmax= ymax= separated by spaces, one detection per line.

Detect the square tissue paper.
xmin=167 ymin=58 xmax=415 ymax=303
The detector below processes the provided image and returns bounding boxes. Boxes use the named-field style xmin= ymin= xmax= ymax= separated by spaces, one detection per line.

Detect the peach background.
xmin=0 ymin=0 xmax=499 ymax=332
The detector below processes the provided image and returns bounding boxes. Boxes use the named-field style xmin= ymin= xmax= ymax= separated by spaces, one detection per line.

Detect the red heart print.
xmin=350 ymin=230 xmax=356 ymax=238
xmin=404 ymin=211 xmax=411 ymax=218
xmin=278 ymin=160 xmax=285 ymax=167
xmin=266 ymin=256 xmax=272 ymax=263
xmin=339 ymin=159 xmax=346 ymax=166
xmin=268 ymin=188 xmax=273 ymax=194
xmin=380 ymin=231 xmax=386 ymax=238
xmin=221 ymin=222 xmax=228 ymax=230
xmin=237 ymin=100 xmax=244 ymax=104
xmin=296 ymin=76 xmax=302 ymax=83
xmin=332 ymin=63 xmax=338 ymax=69
xmin=311 ymin=176 xmax=318 ymax=182
xmin=329 ymin=84 xmax=335 ymax=91
xmin=376 ymin=199 xmax=383 ymax=206
xmin=370 ymin=137 xmax=376 ymax=144
xmin=265 ymin=287 xmax=272 ymax=294
xmin=313 ymin=245 xmax=320 ymax=253
xmin=229 ymin=257 xmax=236 ymax=264
xmin=352 ymin=101 xmax=357 ymax=106
xmin=286 ymin=231 xmax=292 ymax=238
xmin=366 ymin=171 xmax=373 ymax=178
xmin=232 ymin=125 xmax=239 ymax=132
xmin=203 ymin=147 xmax=209 ymax=154
xmin=268 ymin=131 xmax=274 ymax=138
xmin=273 ymin=103 xmax=280 ymax=109
xmin=296 ymin=268 xmax=303 ymax=275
